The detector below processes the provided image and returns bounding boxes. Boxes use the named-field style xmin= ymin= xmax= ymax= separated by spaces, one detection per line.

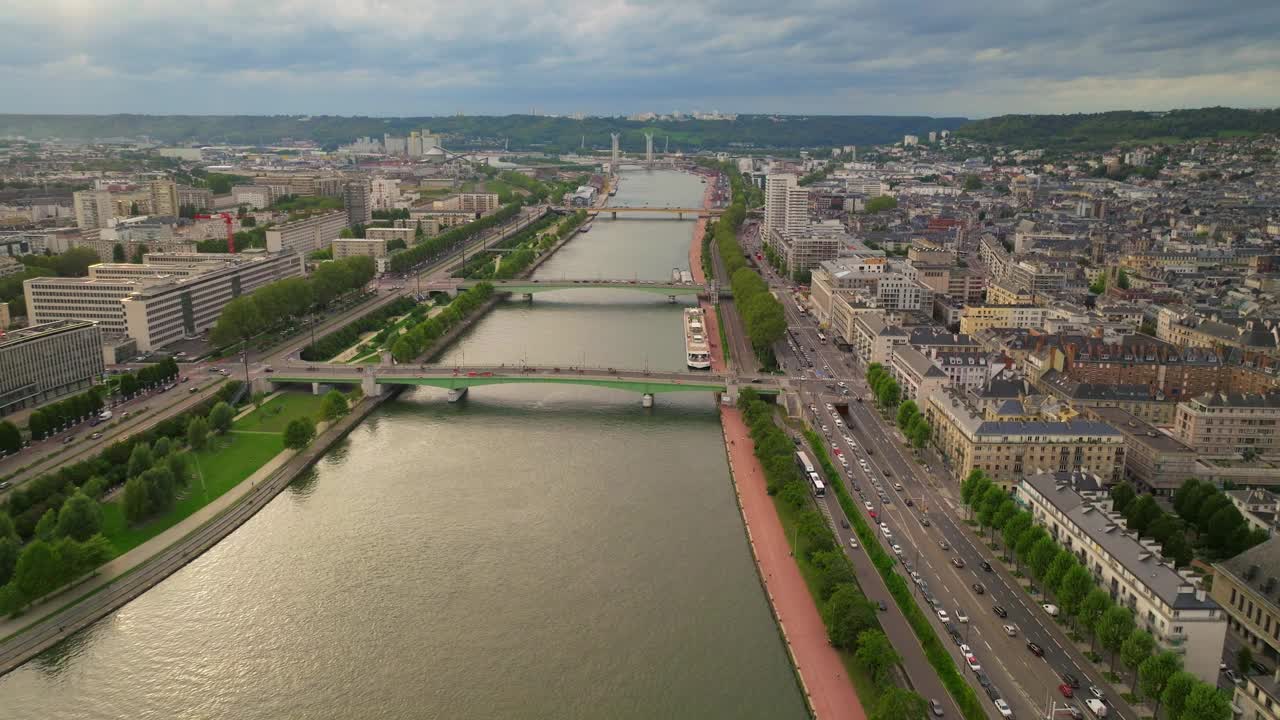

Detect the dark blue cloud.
xmin=0 ymin=0 xmax=1276 ymax=116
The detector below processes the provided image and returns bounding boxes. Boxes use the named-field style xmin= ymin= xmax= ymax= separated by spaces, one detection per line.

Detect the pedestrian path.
xmin=721 ymin=406 xmax=866 ymax=720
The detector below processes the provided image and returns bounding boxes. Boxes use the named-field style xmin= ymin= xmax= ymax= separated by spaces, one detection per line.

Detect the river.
xmin=0 ymin=169 xmax=807 ymax=720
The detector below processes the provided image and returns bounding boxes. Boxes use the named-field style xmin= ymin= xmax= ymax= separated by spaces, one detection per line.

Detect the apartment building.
xmin=409 ymin=209 xmax=474 ymax=229
xmin=364 ymin=227 xmax=414 ymax=245
xmin=344 ymin=178 xmax=373 ymax=225
xmin=1084 ymin=406 xmax=1197 ymax=493
xmin=959 ymin=304 xmax=1049 ymax=335
xmin=332 ymin=238 xmax=388 ymax=260
xmin=0 ymin=319 xmax=105 ymax=416
xmin=232 ymin=185 xmax=273 ymax=209
xmin=1021 ymin=470 xmax=1226 ymax=683
xmin=763 ymin=174 xmax=808 ymax=245
xmin=148 ymin=179 xmax=179 ymax=217
xmin=986 ymin=279 xmax=1034 ymax=305
xmin=889 ymin=345 xmax=949 ymax=402
xmin=851 ymin=312 xmax=908 ymax=366
xmin=73 ymin=190 xmax=114 ymax=230
xmin=26 ymin=252 xmax=303 ymax=351
xmin=252 ymin=173 xmax=345 ymax=198
xmin=265 ymin=210 xmax=349 ymax=255
xmin=925 ymin=387 xmax=1125 ymax=488
xmin=434 ymin=193 xmax=500 ymax=214
xmin=371 ymin=178 xmax=401 ymax=211
xmin=907 ymin=263 xmax=987 ymax=305
xmin=1235 ymin=672 xmax=1280 ymax=720
xmin=775 ymin=226 xmax=843 ymax=276
xmin=1214 ymin=537 xmax=1280 ymax=673
xmin=176 ymin=185 xmax=213 ymax=211
xmin=1174 ymin=392 xmax=1280 ymax=456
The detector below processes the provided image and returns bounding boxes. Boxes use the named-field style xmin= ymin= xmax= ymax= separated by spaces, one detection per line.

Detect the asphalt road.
xmin=777 ymin=299 xmax=1144 ymax=720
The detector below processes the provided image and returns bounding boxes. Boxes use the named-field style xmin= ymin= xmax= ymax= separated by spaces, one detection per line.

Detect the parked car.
xmin=994 ymin=699 xmax=1014 ymax=718
xmin=936 ymin=609 xmax=950 ymax=623
xmin=955 ymin=610 xmax=969 ymax=623
xmin=929 ymin=698 xmax=945 ymax=717
xmin=1042 ymin=603 xmax=1060 ymax=617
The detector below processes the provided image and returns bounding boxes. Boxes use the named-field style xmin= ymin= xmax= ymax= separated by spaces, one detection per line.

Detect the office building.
xmin=1021 ymin=470 xmax=1226 ymax=683
xmin=1083 ymin=406 xmax=1197 ymax=493
xmin=1174 ymin=392 xmax=1280 ymax=456
xmin=73 ymin=190 xmax=115 ymax=229
xmin=24 ymin=252 xmax=303 ymax=351
xmin=344 ymin=178 xmax=373 ymax=225
xmin=925 ymin=387 xmax=1125 ymax=489
xmin=0 ymin=320 xmax=105 ymax=416
xmin=265 ymin=210 xmax=349 ymax=255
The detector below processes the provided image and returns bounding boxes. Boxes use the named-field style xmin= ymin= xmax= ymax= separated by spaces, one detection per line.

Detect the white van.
xmin=1084 ymin=698 xmax=1108 ymax=717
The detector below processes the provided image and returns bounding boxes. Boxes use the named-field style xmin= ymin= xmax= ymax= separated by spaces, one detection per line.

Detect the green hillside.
xmin=956 ymin=107 xmax=1280 ymax=148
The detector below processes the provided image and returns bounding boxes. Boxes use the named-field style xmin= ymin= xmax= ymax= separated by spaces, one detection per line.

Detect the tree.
xmin=1121 ymin=629 xmax=1156 ymax=686
xmin=130 ymin=243 xmax=149 ymax=264
xmin=1161 ymin=531 xmax=1193 ymax=567
xmin=320 ymin=390 xmax=349 ymax=422
xmin=870 ymin=688 xmax=927 ymax=720
xmin=1079 ymin=589 xmax=1112 ymax=650
xmin=1098 ymin=605 xmax=1136 ymax=671
xmin=128 ymin=442 xmax=154 ymax=478
xmin=123 ymin=476 xmax=150 ymax=524
xmin=864 ymin=195 xmax=898 ymax=213
xmin=855 ymin=629 xmax=901 ymax=687
xmin=167 ymin=451 xmax=192 ymax=487
xmin=210 ymin=295 xmax=264 ymax=348
xmin=1029 ymin=536 xmax=1058 ymax=579
xmin=283 ymin=416 xmax=316 ymax=450
xmin=208 ymin=401 xmax=234 ymax=434
xmin=34 ymin=508 xmax=57 ymax=542
xmin=1181 ymin=680 xmax=1232 ymax=720
xmin=187 ymin=416 xmax=210 ymax=451
xmin=909 ymin=420 xmax=931 ymax=449
xmin=811 ymin=550 xmax=856 ymax=601
xmin=56 ymin=490 xmax=103 ymax=542
xmin=896 ymin=401 xmax=919 ymax=430
xmin=1161 ymin=671 xmax=1198 ymax=720
xmin=1110 ymin=482 xmax=1137 ymax=514
xmin=112 ymin=243 xmax=126 ymax=262
xmin=963 ymin=174 xmax=983 ymax=191
xmin=0 ymin=538 xmax=18 ymax=587
xmin=1116 ymin=269 xmax=1131 ymax=290
xmin=1139 ymin=652 xmax=1181 ymax=713
xmin=1124 ymin=495 xmax=1162 ymax=535
xmin=139 ymin=466 xmax=176 ymax=515
xmin=1058 ymin=565 xmax=1093 ymax=620
xmin=0 ymin=420 xmax=20 ymax=455
xmin=824 ymin=584 xmax=877 ymax=649
xmin=12 ymin=540 xmax=58 ymax=605
xmin=1237 ymin=646 xmax=1255 ymax=676
xmin=1044 ymin=549 xmax=1076 ymax=593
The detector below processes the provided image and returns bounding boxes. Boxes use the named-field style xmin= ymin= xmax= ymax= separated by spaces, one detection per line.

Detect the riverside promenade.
xmin=721 ymin=406 xmax=867 ymax=720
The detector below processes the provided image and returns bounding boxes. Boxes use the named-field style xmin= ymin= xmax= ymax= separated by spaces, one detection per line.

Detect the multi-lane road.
xmin=775 ymin=295 xmax=1143 ymax=720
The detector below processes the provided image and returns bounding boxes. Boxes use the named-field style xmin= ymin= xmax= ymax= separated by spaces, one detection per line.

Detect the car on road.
xmin=0 ymin=481 xmax=11 ymax=490
xmin=189 ymin=387 xmax=199 ymax=394
xmin=1225 ymin=669 xmax=1244 ymax=686
xmin=929 ymin=698 xmax=944 ymax=717
xmin=939 ymin=540 xmax=950 ymax=551
xmin=90 ymin=432 xmax=103 ymax=440
xmin=979 ymin=560 xmax=993 ymax=571
xmin=1003 ymin=624 xmax=1018 ymax=636
xmin=994 ymin=699 xmax=1013 ymax=718
xmin=951 ymin=557 xmax=966 ymax=569
xmin=894 ymin=482 xmax=903 ymax=491
xmin=868 ymin=510 xmax=877 ymax=519
xmin=1252 ymin=661 xmax=1270 ymax=676
xmin=180 ymin=376 xmax=189 ymax=383
xmin=974 ymin=672 xmax=991 ymax=688
xmin=955 ymin=610 xmax=969 ymax=623
xmin=972 ymin=583 xmax=986 ymax=594
xmin=910 ymin=571 xmax=923 ymax=584
xmin=907 ymin=498 xmax=915 ymax=507
xmin=1061 ymin=673 xmax=1080 ymax=688
xmin=985 ymin=684 xmax=1000 ymax=701
xmin=62 ymin=435 xmax=74 ymax=445
xmin=936 ymin=609 xmax=950 ymax=622
xmin=1088 ymin=686 xmax=1105 ymax=702
xmin=892 ymin=544 xmax=902 ymax=556
xmin=1058 ymin=683 xmax=1074 ymax=698
xmin=1063 ymin=706 xmax=1083 ymax=720
xmin=864 ymin=501 xmax=873 ymax=511
xmin=876 ymin=600 xmax=887 ymax=612
xmin=965 ymin=654 xmax=981 ymax=672
xmin=993 ymin=605 xmax=1008 ymax=618
xmin=848 ymin=537 xmax=858 ymax=549
xmin=1042 ymin=603 xmax=1060 ymax=617
xmin=1026 ymin=641 xmax=1045 ymax=657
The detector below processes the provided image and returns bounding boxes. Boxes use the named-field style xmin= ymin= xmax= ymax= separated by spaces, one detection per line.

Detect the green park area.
xmin=98 ymin=392 xmax=324 ymax=555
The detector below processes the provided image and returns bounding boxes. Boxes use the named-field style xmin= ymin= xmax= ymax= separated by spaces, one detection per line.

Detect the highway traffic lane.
xmin=803 ymin=401 xmax=1042 ymax=720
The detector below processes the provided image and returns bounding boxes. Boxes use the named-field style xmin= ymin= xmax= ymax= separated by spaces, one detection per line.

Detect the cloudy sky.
xmin=2 ymin=0 xmax=1278 ymax=118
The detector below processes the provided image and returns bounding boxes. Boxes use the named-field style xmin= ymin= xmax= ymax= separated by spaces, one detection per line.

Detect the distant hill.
xmin=956 ymin=107 xmax=1280 ymax=149
xmin=0 ymin=114 xmax=968 ymax=153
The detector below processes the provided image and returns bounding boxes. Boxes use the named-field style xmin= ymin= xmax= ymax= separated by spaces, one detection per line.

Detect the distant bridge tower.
xmin=644 ymin=132 xmax=654 ymax=166
xmin=610 ymin=133 xmax=620 ymax=167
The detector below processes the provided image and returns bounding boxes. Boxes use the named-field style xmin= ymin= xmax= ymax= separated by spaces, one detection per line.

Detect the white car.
xmin=994 ymin=699 xmax=1013 ymax=718
xmin=936 ymin=609 xmax=950 ymax=622
xmin=864 ymin=501 xmax=874 ymax=511
xmin=958 ymin=643 xmax=972 ymax=655
xmin=892 ymin=544 xmax=903 ymax=556
xmin=956 ymin=610 xmax=969 ymax=623
xmin=1002 ymin=624 xmax=1018 ymax=637
xmin=849 ymin=537 xmax=859 ymax=549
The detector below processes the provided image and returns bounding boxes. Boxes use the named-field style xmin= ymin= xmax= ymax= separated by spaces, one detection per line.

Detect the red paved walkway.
xmin=722 ymin=407 xmax=867 ymax=720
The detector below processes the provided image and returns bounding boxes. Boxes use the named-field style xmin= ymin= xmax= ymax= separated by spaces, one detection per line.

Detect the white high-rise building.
xmin=764 ymin=174 xmax=798 ymax=242
xmin=73 ymin=190 xmax=114 ymax=230
xmin=371 ymin=177 xmax=401 ymax=211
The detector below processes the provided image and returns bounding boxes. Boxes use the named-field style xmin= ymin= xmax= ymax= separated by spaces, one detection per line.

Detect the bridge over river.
xmin=270 ymin=364 xmax=781 ymax=405
xmin=426 ymin=278 xmax=730 ymax=299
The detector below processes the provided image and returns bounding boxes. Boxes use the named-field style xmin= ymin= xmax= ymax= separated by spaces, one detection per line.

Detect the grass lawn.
xmin=768 ymin=491 xmax=884 ymax=705
xmin=100 ymin=431 xmax=284 ymax=556
xmin=233 ymin=392 xmax=327 ymax=433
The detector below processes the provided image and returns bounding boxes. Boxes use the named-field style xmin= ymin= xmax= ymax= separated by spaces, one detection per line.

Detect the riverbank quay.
xmin=0 ymin=391 xmax=393 ymax=677
xmin=720 ymin=406 xmax=867 ymax=720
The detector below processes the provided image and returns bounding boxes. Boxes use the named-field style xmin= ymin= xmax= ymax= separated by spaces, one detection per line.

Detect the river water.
xmin=0 ymin=170 xmax=807 ymax=720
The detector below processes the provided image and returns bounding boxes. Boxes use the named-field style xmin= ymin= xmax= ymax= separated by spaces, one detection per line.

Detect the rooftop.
xmin=1215 ymin=536 xmax=1280 ymax=612
xmin=0 ymin=319 xmax=97 ymax=349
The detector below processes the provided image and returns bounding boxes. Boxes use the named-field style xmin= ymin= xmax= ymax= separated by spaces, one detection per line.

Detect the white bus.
xmin=809 ymin=473 xmax=826 ymax=497
xmin=817 ymin=331 xmax=827 ymax=344
xmin=795 ymin=451 xmax=816 ymax=475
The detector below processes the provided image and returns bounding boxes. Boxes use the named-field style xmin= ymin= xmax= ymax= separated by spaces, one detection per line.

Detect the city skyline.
xmin=1 ymin=0 xmax=1278 ymax=117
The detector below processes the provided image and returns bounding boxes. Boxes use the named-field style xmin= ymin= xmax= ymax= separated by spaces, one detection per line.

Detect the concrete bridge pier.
xmin=311 ymin=382 xmax=330 ymax=396
xmin=361 ymin=372 xmax=384 ymax=397
xmin=522 ymin=293 xmax=534 ymax=303
xmin=641 ymin=393 xmax=654 ymax=409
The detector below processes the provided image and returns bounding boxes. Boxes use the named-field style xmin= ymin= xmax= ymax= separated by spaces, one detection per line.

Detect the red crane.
xmin=194 ymin=212 xmax=236 ymax=253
